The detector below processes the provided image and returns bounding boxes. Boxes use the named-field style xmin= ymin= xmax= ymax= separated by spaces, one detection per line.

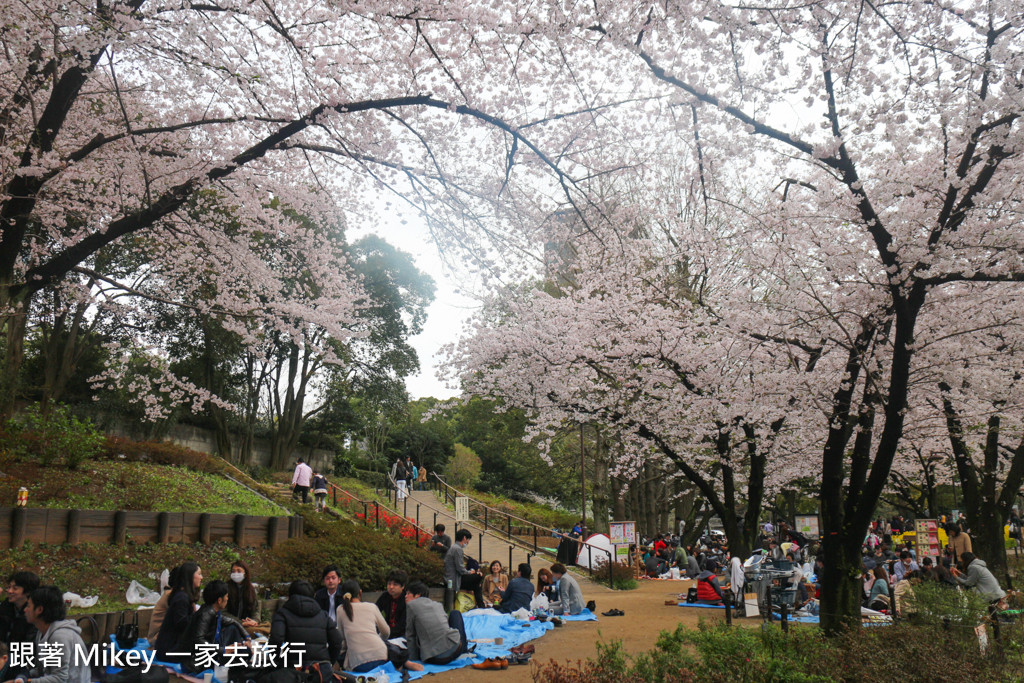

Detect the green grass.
xmin=33 ymin=461 xmax=285 ymax=515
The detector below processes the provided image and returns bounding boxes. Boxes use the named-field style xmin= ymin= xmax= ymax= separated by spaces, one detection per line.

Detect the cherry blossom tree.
xmin=440 ymin=0 xmax=1024 ymax=632
xmin=546 ymin=0 xmax=1024 ymax=633
xmin=0 ymin=0 xmax=610 ymax=415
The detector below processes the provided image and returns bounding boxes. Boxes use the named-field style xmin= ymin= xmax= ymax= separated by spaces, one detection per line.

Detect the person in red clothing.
xmin=695 ymin=559 xmax=725 ymax=605
xmin=653 ymin=534 xmax=668 ymax=554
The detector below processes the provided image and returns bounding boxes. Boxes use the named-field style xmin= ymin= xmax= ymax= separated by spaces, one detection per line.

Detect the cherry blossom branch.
xmin=17 ymin=94 xmax=579 ymax=298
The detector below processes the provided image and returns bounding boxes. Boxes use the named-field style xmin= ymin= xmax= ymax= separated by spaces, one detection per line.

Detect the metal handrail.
xmin=426 ymin=473 xmax=615 ymax=588
xmin=382 ymin=471 xmax=555 ymax=587
xmin=325 ymin=481 xmax=434 ymax=543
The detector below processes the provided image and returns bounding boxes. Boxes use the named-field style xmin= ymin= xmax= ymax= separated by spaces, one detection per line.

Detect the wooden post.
xmin=157 ymin=512 xmax=170 ymax=544
xmin=67 ymin=509 xmax=82 ymax=545
xmin=12 ymin=507 xmax=28 ymax=547
xmin=199 ymin=513 xmax=212 ymax=545
xmin=113 ymin=511 xmax=128 ymax=545
xmin=234 ymin=515 xmax=247 ymax=545
xmin=267 ymin=517 xmax=281 ymax=547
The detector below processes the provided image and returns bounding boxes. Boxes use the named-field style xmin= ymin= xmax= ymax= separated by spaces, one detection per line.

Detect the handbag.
xmin=115 ymin=610 xmax=139 ymax=649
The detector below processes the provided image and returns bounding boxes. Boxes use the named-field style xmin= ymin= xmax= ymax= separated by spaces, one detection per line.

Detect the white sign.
xmin=795 ymin=515 xmax=820 ymax=539
xmin=455 ymin=496 xmax=469 ymax=523
xmin=609 ymin=521 xmax=637 ymax=545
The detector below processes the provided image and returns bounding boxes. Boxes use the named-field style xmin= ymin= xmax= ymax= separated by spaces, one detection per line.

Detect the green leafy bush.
xmin=264 ymin=512 xmax=443 ymax=590
xmin=2 ymin=404 xmax=104 ymax=468
xmin=535 ymin=621 xmax=1024 ymax=683
xmin=593 ymin=558 xmax=638 ymax=590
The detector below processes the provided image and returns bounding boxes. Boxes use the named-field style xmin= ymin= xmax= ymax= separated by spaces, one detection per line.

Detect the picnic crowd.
xmin=0 ymin=456 xmax=591 ymax=683
xmin=2 ymin=454 xmax=1017 ymax=683
xmin=637 ymin=512 xmax=1017 ymax=620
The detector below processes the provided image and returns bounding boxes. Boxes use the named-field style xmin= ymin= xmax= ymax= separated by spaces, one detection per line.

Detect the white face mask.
xmin=230 ymin=572 xmax=245 ymax=584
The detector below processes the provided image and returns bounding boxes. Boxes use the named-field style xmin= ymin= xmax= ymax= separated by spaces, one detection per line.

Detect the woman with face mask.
xmin=226 ymin=560 xmax=259 ymax=627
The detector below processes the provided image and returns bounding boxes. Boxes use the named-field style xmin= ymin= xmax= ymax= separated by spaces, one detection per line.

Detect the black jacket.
xmin=154 ymin=590 xmax=194 ymax=658
xmin=374 ymin=591 xmax=407 ymax=639
xmin=0 ymin=600 xmax=37 ymax=677
xmin=313 ymin=587 xmax=340 ymax=626
xmin=270 ymin=595 xmax=342 ymax=666
xmin=176 ymin=605 xmax=246 ymax=672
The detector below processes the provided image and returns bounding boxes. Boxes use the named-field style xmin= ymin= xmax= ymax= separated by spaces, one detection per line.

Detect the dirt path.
xmin=428 ymin=576 xmax=742 ymax=682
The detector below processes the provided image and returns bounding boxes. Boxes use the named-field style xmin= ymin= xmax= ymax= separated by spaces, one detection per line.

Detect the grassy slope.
xmin=0 ymin=460 xmax=443 ymax=615
xmin=1 ymin=460 xmax=283 ymax=515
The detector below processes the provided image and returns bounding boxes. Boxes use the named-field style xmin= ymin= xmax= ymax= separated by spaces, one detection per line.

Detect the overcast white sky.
xmin=359 ymin=215 xmax=480 ymax=400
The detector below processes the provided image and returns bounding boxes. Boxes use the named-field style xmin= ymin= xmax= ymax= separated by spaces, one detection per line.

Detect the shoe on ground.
xmin=551 ymin=617 xmax=563 ymax=627
xmin=510 ymin=644 xmax=535 ymax=655
xmin=471 ymin=658 xmax=506 ymax=670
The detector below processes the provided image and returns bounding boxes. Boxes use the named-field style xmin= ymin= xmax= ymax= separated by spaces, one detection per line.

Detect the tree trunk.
xmin=610 ymin=475 xmax=626 ymax=520
xmin=0 ymin=290 xmax=30 ymax=419
xmin=589 ymin=433 xmax=610 ymax=534
xmin=973 ymin=500 xmax=1008 ymax=585
xmin=819 ymin=533 xmax=864 ymax=634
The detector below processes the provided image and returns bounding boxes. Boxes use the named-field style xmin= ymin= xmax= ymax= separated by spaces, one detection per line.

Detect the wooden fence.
xmin=0 ymin=507 xmax=303 ymax=549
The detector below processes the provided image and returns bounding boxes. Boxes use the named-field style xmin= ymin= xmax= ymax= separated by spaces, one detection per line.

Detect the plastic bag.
xmin=64 ymin=592 xmax=99 ymax=608
xmin=125 ymin=580 xmax=161 ymax=605
xmin=529 ymin=593 xmax=549 ymax=612
xmin=510 ymin=607 xmax=531 ymax=620
xmin=454 ymin=591 xmax=476 ymax=613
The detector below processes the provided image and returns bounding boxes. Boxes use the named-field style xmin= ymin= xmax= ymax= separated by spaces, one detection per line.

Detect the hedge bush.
xmin=263 ymin=511 xmax=443 ymax=591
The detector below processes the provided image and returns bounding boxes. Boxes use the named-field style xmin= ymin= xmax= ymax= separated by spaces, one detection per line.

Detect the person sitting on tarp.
xmin=496 ymin=564 xmax=533 ymax=614
xmin=548 ymin=564 xmax=585 ymax=615
xmin=644 ymin=549 xmax=666 ymax=577
xmin=175 ymin=580 xmax=249 ymax=673
xmin=270 ymin=580 xmax=342 ymax=670
xmin=695 ymin=559 xmax=725 ymax=605
xmin=404 ymin=582 xmax=468 ymax=666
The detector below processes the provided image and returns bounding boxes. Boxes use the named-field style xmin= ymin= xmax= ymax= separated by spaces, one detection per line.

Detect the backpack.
xmin=686 ymin=587 xmax=698 ymax=604
xmin=306 ymin=661 xmax=344 ymax=683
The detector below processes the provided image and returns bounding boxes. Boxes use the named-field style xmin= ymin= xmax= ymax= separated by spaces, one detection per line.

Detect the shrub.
xmin=2 ymin=404 xmax=104 ymax=468
xmin=593 ymin=558 xmax=638 ymax=590
xmin=445 ymin=443 xmax=481 ymax=488
xmin=100 ymin=436 xmax=224 ymax=473
xmin=535 ymin=620 xmax=1024 ymax=683
xmin=264 ymin=512 xmax=443 ymax=590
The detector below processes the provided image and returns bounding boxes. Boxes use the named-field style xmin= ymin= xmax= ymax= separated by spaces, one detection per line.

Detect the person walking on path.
xmin=292 ymin=458 xmax=313 ymax=503
xmin=311 ymin=471 xmax=329 ymax=512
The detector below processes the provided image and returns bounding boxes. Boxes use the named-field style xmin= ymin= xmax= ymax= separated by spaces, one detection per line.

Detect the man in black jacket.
xmin=175 ymin=580 xmax=247 ymax=673
xmin=313 ymin=565 xmax=342 ymax=627
xmin=374 ymin=570 xmax=408 ymax=639
xmin=271 ymin=581 xmax=343 ymax=667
